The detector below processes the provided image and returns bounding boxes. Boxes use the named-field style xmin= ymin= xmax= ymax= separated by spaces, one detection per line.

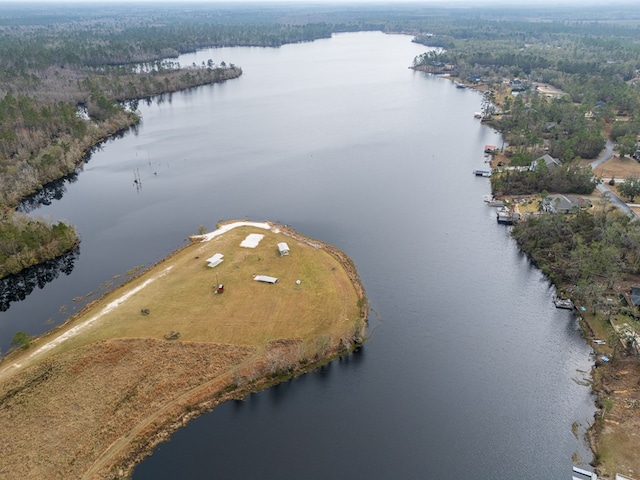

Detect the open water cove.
xmin=1 ymin=33 xmax=594 ymax=478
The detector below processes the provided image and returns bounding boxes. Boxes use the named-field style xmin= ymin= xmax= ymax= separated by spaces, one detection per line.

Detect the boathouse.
xmin=484 ymin=145 xmax=497 ymax=154
xmin=496 ymin=207 xmax=519 ymax=225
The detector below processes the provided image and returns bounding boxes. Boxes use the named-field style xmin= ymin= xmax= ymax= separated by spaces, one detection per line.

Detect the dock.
xmin=483 ymin=194 xmax=504 ymax=207
xmin=473 ymin=169 xmax=491 ymax=177
xmin=572 ymin=467 xmax=598 ymax=480
xmin=573 ymin=466 xmax=638 ymax=480
xmin=573 ymin=466 xmax=597 ymax=480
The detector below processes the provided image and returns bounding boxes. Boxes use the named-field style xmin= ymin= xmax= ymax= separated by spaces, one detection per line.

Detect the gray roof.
xmin=542 ymin=194 xmax=586 ymax=214
xmin=535 ymin=154 xmax=562 ymax=170
xmin=631 ymin=286 xmax=640 ymax=306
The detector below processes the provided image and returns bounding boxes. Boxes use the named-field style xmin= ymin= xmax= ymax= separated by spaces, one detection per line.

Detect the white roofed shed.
xmin=206 ymin=253 xmax=224 ymax=268
xmin=254 ymin=275 xmax=279 ymax=284
xmin=278 ymin=242 xmax=290 ymax=256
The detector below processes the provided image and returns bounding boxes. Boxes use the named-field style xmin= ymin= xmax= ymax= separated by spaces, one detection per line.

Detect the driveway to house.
xmin=590 ymin=140 xmax=637 ymax=219
xmin=591 ymin=140 xmax=615 ymax=169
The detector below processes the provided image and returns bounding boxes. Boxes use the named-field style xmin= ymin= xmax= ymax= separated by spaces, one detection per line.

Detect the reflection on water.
xmin=17 ymin=173 xmax=78 ymax=213
xmin=0 ymin=247 xmax=79 ymax=312
xmin=18 ymin=125 xmax=141 ymax=213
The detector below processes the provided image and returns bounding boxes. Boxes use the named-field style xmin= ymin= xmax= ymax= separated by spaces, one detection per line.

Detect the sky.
xmin=1 ymin=0 xmax=630 ymax=4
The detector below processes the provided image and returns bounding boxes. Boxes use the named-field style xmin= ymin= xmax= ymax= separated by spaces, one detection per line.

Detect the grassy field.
xmin=0 ymin=222 xmax=367 ymax=479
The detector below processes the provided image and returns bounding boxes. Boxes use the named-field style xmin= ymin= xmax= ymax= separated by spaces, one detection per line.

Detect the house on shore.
xmin=530 ymin=154 xmax=562 ymax=172
xmin=541 ymin=194 xmax=588 ymax=214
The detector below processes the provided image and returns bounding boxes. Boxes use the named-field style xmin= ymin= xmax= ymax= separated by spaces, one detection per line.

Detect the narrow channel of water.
xmin=0 ymin=32 xmax=594 ymax=479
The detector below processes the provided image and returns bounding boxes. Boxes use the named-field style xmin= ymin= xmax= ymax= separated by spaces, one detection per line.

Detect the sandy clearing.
xmin=240 ymin=233 xmax=265 ymax=248
xmin=196 ymin=221 xmax=274 ymax=242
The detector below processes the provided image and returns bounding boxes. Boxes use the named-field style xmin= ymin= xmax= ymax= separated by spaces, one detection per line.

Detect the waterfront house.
xmin=530 ymin=154 xmax=562 ymax=172
xmin=496 ymin=206 xmax=519 ymax=225
xmin=541 ymin=194 xmax=586 ymax=214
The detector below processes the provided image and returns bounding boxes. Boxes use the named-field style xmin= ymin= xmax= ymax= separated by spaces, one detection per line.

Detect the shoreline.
xmin=0 ymin=221 xmax=368 ymax=479
xmin=110 ymin=329 xmax=364 ymax=480
xmin=1 ymin=67 xmax=243 ymax=281
xmin=410 ymin=65 xmax=627 ymax=475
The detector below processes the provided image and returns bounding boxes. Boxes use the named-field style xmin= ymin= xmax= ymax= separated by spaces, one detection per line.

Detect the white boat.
xmin=483 ymin=195 xmax=504 ymax=207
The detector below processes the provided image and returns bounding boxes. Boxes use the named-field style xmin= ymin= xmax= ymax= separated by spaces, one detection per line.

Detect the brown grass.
xmin=593 ymin=156 xmax=640 ymax=182
xmin=592 ymin=156 xmax=640 ymax=217
xmin=0 ymin=222 xmax=367 ymax=479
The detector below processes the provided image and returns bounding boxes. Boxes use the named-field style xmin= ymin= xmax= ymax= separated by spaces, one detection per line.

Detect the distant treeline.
xmin=412 ymin=14 xmax=640 ymax=118
xmin=411 ymin=6 xmax=640 ymax=183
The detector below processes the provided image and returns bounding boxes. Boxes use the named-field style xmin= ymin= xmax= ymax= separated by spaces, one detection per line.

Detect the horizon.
xmin=1 ymin=0 xmax=638 ymax=5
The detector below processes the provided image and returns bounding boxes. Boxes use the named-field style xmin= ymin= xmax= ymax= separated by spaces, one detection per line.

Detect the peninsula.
xmin=0 ymin=221 xmax=368 ymax=479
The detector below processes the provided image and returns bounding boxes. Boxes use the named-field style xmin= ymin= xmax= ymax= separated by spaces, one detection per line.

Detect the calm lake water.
xmin=1 ymin=32 xmax=594 ymax=479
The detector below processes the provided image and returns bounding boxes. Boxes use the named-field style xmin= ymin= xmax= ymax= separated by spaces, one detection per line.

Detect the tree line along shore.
xmin=0 ymin=64 xmax=242 ymax=280
xmin=422 ymin=70 xmax=640 ymax=478
xmin=409 ymin=7 xmax=640 ymax=477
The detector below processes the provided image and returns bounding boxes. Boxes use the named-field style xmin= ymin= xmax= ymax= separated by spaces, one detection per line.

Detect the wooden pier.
xmin=573 ymin=466 xmax=597 ymax=480
xmin=473 ymin=169 xmax=491 ymax=177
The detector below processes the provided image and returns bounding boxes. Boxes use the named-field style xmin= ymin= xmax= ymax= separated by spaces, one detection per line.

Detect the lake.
xmin=0 ymin=32 xmax=595 ymax=479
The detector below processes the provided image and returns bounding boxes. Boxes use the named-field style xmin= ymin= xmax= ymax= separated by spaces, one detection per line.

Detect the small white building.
xmin=277 ymin=242 xmax=290 ymax=256
xmin=254 ymin=275 xmax=279 ymax=284
xmin=205 ymin=253 xmax=224 ymax=268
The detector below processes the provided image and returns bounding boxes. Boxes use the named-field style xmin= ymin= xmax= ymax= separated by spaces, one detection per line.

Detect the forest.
xmin=511 ymin=205 xmax=640 ymax=302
